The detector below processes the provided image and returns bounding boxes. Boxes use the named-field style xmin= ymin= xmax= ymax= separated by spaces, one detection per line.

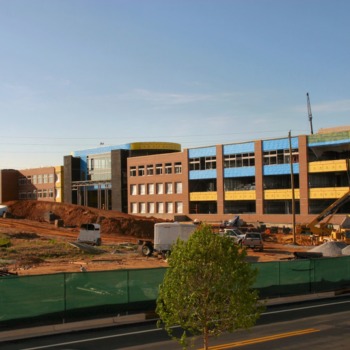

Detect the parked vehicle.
xmin=0 ymin=205 xmax=8 ymax=217
xmin=242 ymin=232 xmax=264 ymax=251
xmin=139 ymin=222 xmax=198 ymax=257
xmin=78 ymin=223 xmax=102 ymax=246
xmin=220 ymin=228 xmax=245 ymax=244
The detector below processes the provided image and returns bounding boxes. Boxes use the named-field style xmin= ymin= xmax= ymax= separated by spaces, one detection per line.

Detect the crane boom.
xmin=307 ymin=92 xmax=314 ymax=135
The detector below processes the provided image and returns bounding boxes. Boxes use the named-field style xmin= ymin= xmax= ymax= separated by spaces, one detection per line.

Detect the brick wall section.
xmin=0 ymin=169 xmax=19 ymax=202
xmin=127 ymin=151 xmax=187 ymax=220
xmin=254 ymin=140 xmax=264 ymax=215
xmin=216 ymin=145 xmax=224 ymax=215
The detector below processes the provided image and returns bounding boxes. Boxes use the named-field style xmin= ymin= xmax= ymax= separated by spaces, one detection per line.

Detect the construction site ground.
xmin=0 ymin=201 xmax=311 ymax=276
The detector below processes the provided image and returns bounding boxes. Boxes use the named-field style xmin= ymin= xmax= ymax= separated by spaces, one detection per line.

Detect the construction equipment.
xmin=307 ymin=92 xmax=314 ymax=135
xmin=297 ymin=189 xmax=350 ymax=242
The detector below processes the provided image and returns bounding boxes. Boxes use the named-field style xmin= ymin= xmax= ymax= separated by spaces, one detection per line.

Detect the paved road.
xmin=2 ymin=295 xmax=350 ymax=349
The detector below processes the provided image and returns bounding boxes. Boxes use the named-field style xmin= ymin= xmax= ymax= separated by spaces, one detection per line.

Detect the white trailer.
xmin=140 ymin=222 xmax=198 ymax=257
xmin=77 ymin=223 xmax=102 ymax=246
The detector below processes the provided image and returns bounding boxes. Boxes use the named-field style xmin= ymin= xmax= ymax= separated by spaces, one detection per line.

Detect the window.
xmin=18 ymin=177 xmax=26 ymax=185
xmin=189 ymin=158 xmax=200 ymax=170
xmin=130 ymin=184 xmax=137 ymax=195
xmin=49 ymin=189 xmax=54 ymax=198
xmin=175 ymin=182 xmax=182 ymax=194
xmin=38 ymin=175 xmax=43 ymax=184
xmin=224 ymin=153 xmax=255 ymax=168
xmin=147 ymin=165 xmax=154 ymax=175
xmin=156 ymin=164 xmax=163 ymax=175
xmin=174 ymin=162 xmax=182 ymax=174
xmin=138 ymin=166 xmax=145 ymax=176
xmin=166 ymin=182 xmax=173 ymax=194
xmin=139 ymin=184 xmax=146 ymax=195
xmin=148 ymin=202 xmax=155 ymax=214
xmin=19 ymin=192 xmax=26 ymax=199
xmin=156 ymin=183 xmax=163 ymax=194
xmin=43 ymin=189 xmax=48 ymax=198
xmin=205 ymin=156 xmax=216 ymax=169
xmin=130 ymin=166 xmax=137 ymax=177
xmin=37 ymin=190 xmax=43 ymax=198
xmin=157 ymin=202 xmax=164 ymax=213
xmin=175 ymin=202 xmax=183 ymax=213
xmin=165 ymin=163 xmax=172 ymax=174
xmin=166 ymin=202 xmax=173 ymax=213
xmin=32 ymin=175 xmax=37 ymax=184
xmin=43 ymin=174 xmax=48 ymax=184
xmin=131 ymin=203 xmax=138 ymax=214
xmin=49 ymin=174 xmax=54 ymax=183
xmin=140 ymin=202 xmax=146 ymax=213
xmin=263 ymin=149 xmax=298 ymax=165
xmin=147 ymin=183 xmax=155 ymax=195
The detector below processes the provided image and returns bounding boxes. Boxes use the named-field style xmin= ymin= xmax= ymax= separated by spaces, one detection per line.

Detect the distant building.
xmin=0 ymin=166 xmax=64 ymax=203
xmin=63 ymin=142 xmax=181 ymax=212
xmin=127 ymin=126 xmax=350 ymax=225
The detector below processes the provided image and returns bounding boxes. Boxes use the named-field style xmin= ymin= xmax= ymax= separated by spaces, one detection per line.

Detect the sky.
xmin=0 ymin=0 xmax=349 ymax=169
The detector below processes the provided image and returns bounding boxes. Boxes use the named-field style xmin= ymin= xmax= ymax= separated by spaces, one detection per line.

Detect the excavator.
xmin=296 ymin=189 xmax=350 ymax=243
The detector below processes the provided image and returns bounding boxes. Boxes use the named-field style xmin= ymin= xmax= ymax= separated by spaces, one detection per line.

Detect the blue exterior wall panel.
xmin=223 ymin=142 xmax=255 ymax=155
xmin=262 ymin=137 xmax=298 ymax=151
xmin=263 ymin=163 xmax=299 ymax=175
xmin=188 ymin=147 xmax=216 ymax=158
xmin=224 ymin=167 xmax=255 ymax=178
xmin=189 ymin=169 xmax=217 ymax=180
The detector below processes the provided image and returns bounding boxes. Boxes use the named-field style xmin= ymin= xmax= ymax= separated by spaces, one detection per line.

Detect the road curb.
xmin=0 ymin=313 xmax=147 ymax=343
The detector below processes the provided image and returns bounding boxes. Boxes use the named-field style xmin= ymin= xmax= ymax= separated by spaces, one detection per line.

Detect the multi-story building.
xmin=127 ymin=126 xmax=350 ymax=225
xmin=0 ymin=166 xmax=64 ymax=203
xmin=63 ymin=142 xmax=181 ymax=212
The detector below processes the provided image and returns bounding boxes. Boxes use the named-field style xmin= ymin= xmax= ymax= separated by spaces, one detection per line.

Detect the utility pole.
xmin=306 ymin=92 xmax=314 ymax=135
xmin=288 ymin=130 xmax=296 ymax=244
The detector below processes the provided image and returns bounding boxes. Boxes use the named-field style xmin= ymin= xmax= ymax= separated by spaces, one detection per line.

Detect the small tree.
xmin=156 ymin=224 xmax=263 ymax=349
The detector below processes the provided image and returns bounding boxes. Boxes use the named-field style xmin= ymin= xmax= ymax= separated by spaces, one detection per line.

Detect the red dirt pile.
xmin=5 ymin=200 xmax=165 ymax=239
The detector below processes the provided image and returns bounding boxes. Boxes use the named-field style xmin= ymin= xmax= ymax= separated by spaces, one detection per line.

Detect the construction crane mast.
xmin=306 ymin=92 xmax=314 ymax=134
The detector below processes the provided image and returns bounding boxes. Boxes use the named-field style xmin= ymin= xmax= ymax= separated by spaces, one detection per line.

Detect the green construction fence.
xmin=1 ymin=257 xmax=350 ymax=328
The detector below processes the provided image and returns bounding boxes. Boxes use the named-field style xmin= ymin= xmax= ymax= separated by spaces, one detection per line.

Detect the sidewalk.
xmin=0 ymin=291 xmax=339 ymax=343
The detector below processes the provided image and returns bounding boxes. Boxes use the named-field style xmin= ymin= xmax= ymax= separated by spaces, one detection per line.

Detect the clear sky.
xmin=1 ymin=0 xmax=349 ymax=169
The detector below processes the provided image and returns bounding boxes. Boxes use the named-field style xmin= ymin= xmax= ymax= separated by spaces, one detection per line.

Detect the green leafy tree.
xmin=156 ymin=224 xmax=263 ymax=349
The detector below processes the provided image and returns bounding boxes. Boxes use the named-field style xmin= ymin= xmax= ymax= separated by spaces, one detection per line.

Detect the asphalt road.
xmin=2 ymin=295 xmax=350 ymax=350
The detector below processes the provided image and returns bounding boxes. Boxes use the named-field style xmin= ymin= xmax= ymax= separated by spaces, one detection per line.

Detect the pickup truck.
xmin=220 ymin=228 xmax=245 ymax=244
xmin=241 ymin=232 xmax=264 ymax=251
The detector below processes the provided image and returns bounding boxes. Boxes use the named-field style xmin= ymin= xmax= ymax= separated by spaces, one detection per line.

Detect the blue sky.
xmin=1 ymin=0 xmax=349 ymax=169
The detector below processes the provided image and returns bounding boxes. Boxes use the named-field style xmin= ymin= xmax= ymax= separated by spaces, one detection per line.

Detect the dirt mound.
xmin=5 ymin=200 xmax=165 ymax=239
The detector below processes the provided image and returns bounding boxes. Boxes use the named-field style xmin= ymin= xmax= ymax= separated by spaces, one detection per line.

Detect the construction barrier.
xmin=1 ymin=257 xmax=350 ymax=327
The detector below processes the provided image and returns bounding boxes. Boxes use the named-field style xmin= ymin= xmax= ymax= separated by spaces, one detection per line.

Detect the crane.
xmin=306 ymin=92 xmax=314 ymax=135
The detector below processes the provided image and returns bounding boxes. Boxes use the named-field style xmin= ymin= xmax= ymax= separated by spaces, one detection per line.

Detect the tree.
xmin=156 ymin=224 xmax=263 ymax=349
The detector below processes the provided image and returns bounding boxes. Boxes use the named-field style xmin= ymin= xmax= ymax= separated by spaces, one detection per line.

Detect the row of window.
xmin=130 ymin=162 xmax=182 ymax=177
xmin=130 ymin=182 xmax=183 ymax=195
xmin=263 ymin=149 xmax=299 ymax=165
xmin=130 ymin=201 xmax=183 ymax=214
xmin=19 ymin=189 xmax=55 ymax=199
xmin=19 ymin=174 xmax=58 ymax=185
xmin=188 ymin=149 xmax=300 ymax=170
